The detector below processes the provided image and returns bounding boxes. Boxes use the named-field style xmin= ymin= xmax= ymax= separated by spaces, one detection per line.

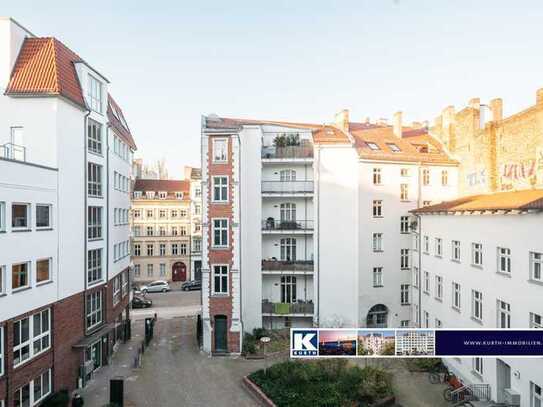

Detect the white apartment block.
xmin=0 ymin=17 xmax=136 ymax=404
xmin=395 ymin=330 xmax=435 ymax=355
xmin=201 ymin=110 xmax=458 ymax=353
xmin=412 ymin=190 xmax=543 ymax=406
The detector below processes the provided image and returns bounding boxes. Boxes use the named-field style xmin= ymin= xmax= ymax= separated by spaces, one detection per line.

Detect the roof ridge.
xmin=50 ymin=38 xmax=61 ymax=94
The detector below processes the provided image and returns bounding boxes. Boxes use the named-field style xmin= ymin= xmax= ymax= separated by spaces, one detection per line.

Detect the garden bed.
xmin=243 ymin=328 xmax=290 ymax=357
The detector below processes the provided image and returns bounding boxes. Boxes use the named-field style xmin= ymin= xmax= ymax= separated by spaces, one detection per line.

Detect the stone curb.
xmin=241 ymin=376 xmax=277 ymax=407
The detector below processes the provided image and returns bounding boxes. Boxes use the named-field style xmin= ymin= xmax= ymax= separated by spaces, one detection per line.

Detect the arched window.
xmin=366 ymin=304 xmax=388 ymax=328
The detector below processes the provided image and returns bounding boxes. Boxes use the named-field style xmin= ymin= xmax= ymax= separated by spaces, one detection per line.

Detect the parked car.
xmin=132 ymin=286 xmax=142 ymax=296
xmin=141 ymin=280 xmax=171 ymax=294
xmin=181 ymin=280 xmax=201 ymax=291
xmin=132 ymin=296 xmax=152 ymax=309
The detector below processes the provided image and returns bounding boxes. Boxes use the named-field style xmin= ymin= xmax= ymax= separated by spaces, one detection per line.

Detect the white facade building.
xmin=395 ymin=330 xmax=435 ymax=355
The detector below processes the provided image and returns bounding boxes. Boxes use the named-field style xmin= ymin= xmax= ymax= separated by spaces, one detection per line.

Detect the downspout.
xmin=105 ymin=124 xmax=111 ymax=329
xmin=417 ymin=214 xmax=422 ymax=328
xmin=234 ymin=133 xmax=243 ymax=352
xmin=316 ymin=146 xmax=320 ymax=326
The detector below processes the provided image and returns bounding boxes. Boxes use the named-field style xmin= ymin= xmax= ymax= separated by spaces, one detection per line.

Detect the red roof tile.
xmin=107 ymin=95 xmax=137 ymax=150
xmin=134 ymin=179 xmax=190 ymax=194
xmin=312 ymin=125 xmax=351 ymax=144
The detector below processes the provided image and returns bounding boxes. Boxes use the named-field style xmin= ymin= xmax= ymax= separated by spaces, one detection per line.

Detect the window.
xmin=400 ymin=184 xmax=409 ymax=201
xmin=413 ymin=267 xmax=419 ymax=288
xmin=180 ymin=209 xmax=187 ymax=217
xmin=88 ymin=120 xmax=102 ymax=154
xmin=413 ymin=234 xmax=419 ymax=251
xmin=497 ymin=299 xmax=511 ymax=328
xmin=400 ymin=249 xmax=409 ymax=269
xmin=400 ymin=216 xmax=409 ymax=233
xmin=423 ymin=236 xmax=429 ymax=253
xmin=87 ymin=74 xmax=103 ymax=113
xmin=88 ymin=163 xmax=102 ymax=197
xmin=441 ymin=170 xmax=448 ymax=186
xmin=424 ymin=311 xmax=430 ymax=328
xmin=195 ymin=188 xmax=202 ymax=198
xmin=423 ymin=271 xmax=430 ymax=294
xmin=435 ymin=318 xmax=442 ymax=328
xmin=146 ymin=209 xmax=153 ymax=218
xmin=0 ymin=326 xmax=3 ymax=377
xmin=212 ymin=219 xmax=228 ymax=247
xmin=146 ymin=226 xmax=154 ymax=236
xmin=13 ymin=383 xmax=30 ymax=407
xmin=213 ymin=176 xmax=228 ymax=202
xmin=400 ymin=284 xmax=410 ymax=305
xmin=213 ymin=265 xmax=228 ymax=294
xmin=158 ymin=191 xmax=167 ymax=199
xmin=0 ymin=201 xmax=5 ymax=232
xmin=280 ymin=203 xmax=296 ymax=222
xmin=497 ymin=247 xmax=511 ymax=274
xmin=372 ymin=233 xmax=383 ymax=252
xmin=435 ymin=275 xmax=443 ymax=300
xmin=530 ymin=312 xmax=542 ymax=328
xmin=279 ymin=169 xmax=296 ymax=181
xmin=280 ymin=238 xmax=297 ymax=261
xmin=473 ymin=358 xmax=483 ymax=376
xmin=531 ymin=382 xmax=542 ymax=407
xmin=133 ymin=209 xmax=141 ymax=218
xmin=88 ymin=206 xmax=102 ymax=239
xmin=12 ymin=203 xmax=30 ymax=229
xmin=401 ymin=168 xmax=409 ymax=177
xmin=134 ymin=264 xmax=141 ymax=277
xmin=471 ymin=290 xmax=483 ymax=322
xmin=423 ymin=200 xmax=432 ymax=207
xmin=157 ymin=263 xmax=165 ymax=277
xmin=472 ymin=243 xmax=483 ymax=266
xmin=86 ymin=291 xmax=103 ymax=330
xmin=159 ymin=244 xmax=166 ymax=256
xmin=147 ymin=244 xmax=154 ymax=256
xmin=13 ymin=309 xmax=50 ymax=367
xmin=400 ymin=320 xmax=409 ymax=327
xmin=452 ymin=240 xmax=461 ymax=261
xmin=452 ymin=282 xmax=461 ymax=310
xmin=530 ymin=252 xmax=542 ymax=282
xmin=435 ymin=238 xmax=443 ymax=257
xmin=159 ymin=226 xmax=166 ymax=236
xmin=12 ymin=262 xmax=30 ymax=290
xmin=373 ymin=168 xmax=382 ymax=185
xmin=171 ymin=243 xmax=179 ymax=256
xmin=112 ymin=276 xmax=121 ymax=306
xmin=133 ymin=226 xmax=141 ymax=237
xmin=175 ymin=192 xmax=184 ymax=200
xmin=147 ymin=264 xmax=153 ymax=277
xmin=33 ymin=369 xmax=52 ymax=404
xmin=387 ymin=142 xmax=401 ymax=152
xmin=212 ymin=138 xmax=228 ymax=162
xmin=422 ymin=168 xmax=430 ymax=185
xmin=159 ymin=209 xmax=167 ymax=219
xmin=180 ymin=226 xmax=187 ymax=236
xmin=35 ymin=204 xmax=51 ymax=229
xmin=193 ymin=238 xmax=201 ymax=252
xmin=281 ymin=276 xmax=297 ymax=303
xmin=134 ymin=244 xmax=141 ymax=256
xmin=366 ymin=142 xmax=380 ymax=150
xmin=373 ymin=267 xmax=383 ymax=287
xmin=180 ymin=243 xmax=187 ymax=255
xmin=36 ymin=259 xmax=51 ymax=284
xmin=122 ymin=271 xmax=128 ymax=297
xmin=194 ymin=204 xmax=201 ymax=215
xmin=372 ymin=200 xmax=382 ymax=217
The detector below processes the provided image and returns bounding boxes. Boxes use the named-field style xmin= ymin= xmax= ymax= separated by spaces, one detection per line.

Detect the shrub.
xmin=406 ymin=358 xmax=442 ymax=371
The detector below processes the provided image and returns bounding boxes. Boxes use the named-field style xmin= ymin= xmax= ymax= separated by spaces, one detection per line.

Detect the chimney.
xmin=489 ymin=98 xmax=503 ymax=122
xmin=469 ymin=98 xmax=480 ymax=110
xmin=537 ymin=88 xmax=543 ymax=105
xmin=334 ymin=109 xmax=350 ymax=133
xmin=393 ymin=111 xmax=402 ymax=138
xmin=442 ymin=106 xmax=455 ymax=129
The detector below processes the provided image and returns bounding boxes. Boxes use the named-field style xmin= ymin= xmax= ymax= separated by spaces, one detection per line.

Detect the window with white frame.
xmin=422 ymin=168 xmax=430 ymax=185
xmin=372 ymin=233 xmax=383 ymax=252
xmin=180 ymin=226 xmax=187 ymax=236
xmin=452 ymin=282 xmax=461 ymax=310
xmin=12 ymin=203 xmax=30 ymax=230
xmin=180 ymin=209 xmax=187 ymax=217
xmin=280 ymin=238 xmax=297 ymax=261
xmin=13 ymin=309 xmax=50 ymax=367
xmin=159 ymin=226 xmax=166 ymax=236
xmin=146 ymin=191 xmax=155 ymax=199
xmin=531 ymin=382 xmax=542 ymax=407
xmin=497 ymin=299 xmax=511 ymax=328
xmin=87 ymin=249 xmax=102 ymax=284
xmin=400 ymin=216 xmax=409 ymax=233
xmin=12 ymin=262 xmax=30 ymax=290
xmin=113 ymin=275 xmax=121 ymax=306
xmin=280 ymin=276 xmax=297 ymax=303
xmin=88 ymin=120 xmax=102 ymax=154
xmin=87 ymin=74 xmax=103 ymax=113
xmin=280 ymin=203 xmax=296 ymax=222
xmin=86 ymin=291 xmax=103 ymax=330
xmin=158 ymin=191 xmax=167 ymax=199
xmin=424 ymin=311 xmax=430 ymax=328
xmin=435 ymin=275 xmax=443 ymax=300
xmin=413 ymin=266 xmax=419 ymax=288
xmin=400 ymin=168 xmax=409 ymax=177
xmin=159 ymin=244 xmax=166 ymax=256
xmin=452 ymin=240 xmax=461 ymax=261
xmin=372 ymin=200 xmax=382 ymax=217
xmin=212 ymin=219 xmax=228 ymax=247
xmin=134 ymin=264 xmax=141 ymax=277
xmin=175 ymin=192 xmax=184 ymax=200
xmin=134 ymin=244 xmax=141 ymax=256
xmin=400 ymin=248 xmax=410 ymax=269
xmin=36 ymin=258 xmax=51 ymax=284
xmin=171 ymin=243 xmax=179 ymax=256
xmin=0 ymin=201 xmax=5 ymax=232
xmin=213 ymin=265 xmax=228 ymax=294
xmin=147 ymin=244 xmax=154 ymax=256
xmin=13 ymin=382 xmax=30 ymax=407
xmin=530 ymin=252 xmax=542 ymax=282
xmin=193 ymin=238 xmax=201 ymax=252
xmin=88 ymin=206 xmax=102 ymax=239
xmin=373 ymin=267 xmax=383 ymax=287
xmin=423 ymin=271 xmax=430 ymax=294
xmin=471 ymin=290 xmax=483 ymax=322
xmin=373 ymin=168 xmax=382 ymax=185
xmin=423 ymin=236 xmax=429 ymax=253
xmin=435 ymin=238 xmax=442 ymax=257
xmin=400 ymin=284 xmax=410 ymax=305
xmin=147 ymin=264 xmax=153 ymax=277
xmin=497 ymin=247 xmax=511 ymax=274
xmin=212 ymin=138 xmax=228 ymax=162
xmin=400 ymin=320 xmax=409 ymax=327
xmin=279 ymin=169 xmax=296 ymax=181
xmin=159 ymin=210 xmax=166 ymax=219
xmin=473 ymin=357 xmax=483 ymax=376
xmin=400 ymin=184 xmax=409 ymax=201
xmin=180 ymin=243 xmax=187 ymax=255
xmin=530 ymin=312 xmax=542 ymax=328
xmin=36 ymin=204 xmax=51 ymax=229
xmin=88 ymin=163 xmax=102 ymax=197
xmin=146 ymin=226 xmax=153 ymax=236
xmin=413 ymin=234 xmax=419 ymax=251
xmin=413 ymin=303 xmax=419 ymax=325
xmin=423 ymin=200 xmax=432 ymax=207
xmin=160 ymin=263 xmax=166 ymax=276
xmin=472 ymin=243 xmax=483 ymax=266
xmin=213 ymin=176 xmax=228 ymax=202
xmin=441 ymin=170 xmax=448 ymax=186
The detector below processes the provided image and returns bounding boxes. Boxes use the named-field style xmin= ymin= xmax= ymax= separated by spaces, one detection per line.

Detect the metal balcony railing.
xmin=261 ymin=180 xmax=313 ymax=194
xmin=261 ymin=145 xmax=314 ymax=159
xmin=261 ymin=301 xmax=314 ymax=315
xmin=262 ymin=219 xmax=313 ymax=231
xmin=261 ymin=259 xmax=314 ymax=272
xmin=1 ymin=143 xmax=26 ymax=161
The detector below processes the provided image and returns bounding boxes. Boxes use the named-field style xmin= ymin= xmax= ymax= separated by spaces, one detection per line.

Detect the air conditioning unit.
xmin=503 ymin=388 xmax=520 ymax=406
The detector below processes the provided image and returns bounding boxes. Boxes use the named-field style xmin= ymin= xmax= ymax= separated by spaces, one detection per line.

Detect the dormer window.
xmin=87 ymin=74 xmax=103 ymax=113
xmin=175 ymin=192 xmax=184 ymax=200
xmin=133 ymin=191 xmax=142 ymax=199
xmin=387 ymin=143 xmax=401 ymax=152
xmin=146 ymin=191 xmax=155 ymax=199
xmin=366 ymin=142 xmax=381 ymax=151
xmin=158 ymin=191 xmax=167 ymax=199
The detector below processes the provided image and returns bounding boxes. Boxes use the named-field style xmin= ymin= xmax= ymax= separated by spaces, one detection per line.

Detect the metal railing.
xmin=261 ymin=259 xmax=314 ymax=271
xmin=262 ymin=301 xmax=314 ymax=315
xmin=0 ymin=143 xmax=26 ymax=161
xmin=261 ymin=145 xmax=314 ymax=159
xmin=469 ymin=383 xmax=491 ymax=401
xmin=262 ymin=219 xmax=314 ymax=231
xmin=261 ymin=180 xmax=313 ymax=194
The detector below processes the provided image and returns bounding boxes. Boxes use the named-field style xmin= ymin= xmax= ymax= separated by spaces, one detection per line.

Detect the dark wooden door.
xmin=214 ymin=315 xmax=228 ymax=352
xmin=172 ymin=262 xmax=187 ymax=282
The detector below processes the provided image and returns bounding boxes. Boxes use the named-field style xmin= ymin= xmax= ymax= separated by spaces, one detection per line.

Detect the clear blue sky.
xmin=5 ymin=1 xmax=543 ymax=176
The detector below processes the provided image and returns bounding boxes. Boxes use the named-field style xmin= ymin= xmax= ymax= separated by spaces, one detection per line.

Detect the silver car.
xmin=141 ymin=280 xmax=170 ymax=294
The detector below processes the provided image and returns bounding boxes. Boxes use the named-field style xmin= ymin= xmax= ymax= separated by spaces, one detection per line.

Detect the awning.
xmin=72 ymin=323 xmax=116 ymax=348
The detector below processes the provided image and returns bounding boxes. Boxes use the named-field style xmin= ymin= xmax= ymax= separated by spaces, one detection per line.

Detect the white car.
xmin=141 ymin=280 xmax=171 ymax=294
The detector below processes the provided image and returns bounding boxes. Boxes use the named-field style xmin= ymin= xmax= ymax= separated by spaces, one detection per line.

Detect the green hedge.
xmin=249 ymin=360 xmax=393 ymax=407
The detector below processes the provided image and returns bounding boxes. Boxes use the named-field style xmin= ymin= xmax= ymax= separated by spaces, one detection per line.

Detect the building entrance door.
xmin=214 ymin=315 xmax=228 ymax=353
xmin=172 ymin=262 xmax=187 ymax=282
xmin=496 ymin=359 xmax=511 ymax=403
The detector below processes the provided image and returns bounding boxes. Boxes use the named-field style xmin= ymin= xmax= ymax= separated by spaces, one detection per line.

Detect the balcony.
xmin=1 ymin=143 xmax=26 ymax=162
xmin=261 ymin=180 xmax=313 ymax=195
xmin=262 ymin=300 xmax=314 ymax=316
xmin=261 ymin=145 xmax=313 ymax=160
xmin=262 ymin=219 xmax=313 ymax=233
xmin=261 ymin=259 xmax=314 ymax=273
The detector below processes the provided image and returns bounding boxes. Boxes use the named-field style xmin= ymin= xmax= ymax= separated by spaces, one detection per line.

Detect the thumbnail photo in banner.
xmin=357 ymin=330 xmax=395 ymax=356
xmin=395 ymin=330 xmax=435 ymax=356
xmin=318 ymin=330 xmax=357 ymax=356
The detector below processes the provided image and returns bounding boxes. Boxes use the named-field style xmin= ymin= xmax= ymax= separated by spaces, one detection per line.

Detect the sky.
xmin=5 ymin=1 xmax=543 ymax=176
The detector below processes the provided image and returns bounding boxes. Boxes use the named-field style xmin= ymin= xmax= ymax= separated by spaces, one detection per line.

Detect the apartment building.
xmin=0 ymin=17 xmax=135 ymax=405
xmin=185 ymin=166 xmax=203 ymax=281
xmin=395 ymin=330 xmax=435 ymax=355
xmin=131 ymin=179 xmax=194 ymax=283
xmin=358 ymin=332 xmax=395 ymax=355
xmin=200 ymin=111 xmax=458 ymax=353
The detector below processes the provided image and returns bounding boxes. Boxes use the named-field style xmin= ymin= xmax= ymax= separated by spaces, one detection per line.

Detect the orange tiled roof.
xmin=107 ymin=95 xmax=137 ymax=150
xmin=6 ymin=37 xmax=86 ymax=108
xmin=312 ymin=125 xmax=351 ymax=144
xmin=205 ymin=116 xmax=323 ymax=131
xmin=412 ymin=189 xmax=543 ymax=214
xmin=134 ymin=179 xmax=190 ymax=194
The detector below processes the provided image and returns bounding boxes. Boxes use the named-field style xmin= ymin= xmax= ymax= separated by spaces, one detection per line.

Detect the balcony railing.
xmin=262 ymin=219 xmax=313 ymax=231
xmin=261 ymin=145 xmax=314 ymax=159
xmin=261 ymin=260 xmax=314 ymax=272
xmin=261 ymin=180 xmax=313 ymax=194
xmin=262 ymin=301 xmax=314 ymax=315
xmin=1 ymin=143 xmax=26 ymax=162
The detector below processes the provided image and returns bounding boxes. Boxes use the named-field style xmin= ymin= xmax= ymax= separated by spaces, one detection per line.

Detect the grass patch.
xmin=243 ymin=328 xmax=290 ymax=355
xmin=249 ymin=359 xmax=394 ymax=407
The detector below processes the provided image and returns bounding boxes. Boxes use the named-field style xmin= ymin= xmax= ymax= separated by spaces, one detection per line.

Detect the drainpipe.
xmin=83 ymin=109 xmax=90 ymax=314
xmin=315 ymin=146 xmax=320 ymax=326
xmin=417 ymin=214 xmax=422 ymax=328
xmin=234 ymin=133 xmax=243 ymax=352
